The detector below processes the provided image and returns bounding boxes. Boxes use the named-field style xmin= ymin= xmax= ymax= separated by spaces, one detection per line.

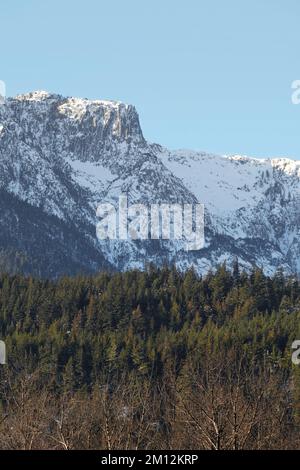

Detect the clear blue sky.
xmin=1 ymin=0 xmax=300 ymax=157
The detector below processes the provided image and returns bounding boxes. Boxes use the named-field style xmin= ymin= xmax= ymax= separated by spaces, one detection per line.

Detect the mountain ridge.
xmin=0 ymin=91 xmax=299 ymax=277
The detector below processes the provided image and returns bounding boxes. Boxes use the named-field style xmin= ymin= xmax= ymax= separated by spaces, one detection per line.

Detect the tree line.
xmin=0 ymin=263 xmax=300 ymax=449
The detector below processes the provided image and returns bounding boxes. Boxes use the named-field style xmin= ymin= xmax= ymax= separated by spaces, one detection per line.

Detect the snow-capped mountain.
xmin=0 ymin=90 xmax=300 ymax=277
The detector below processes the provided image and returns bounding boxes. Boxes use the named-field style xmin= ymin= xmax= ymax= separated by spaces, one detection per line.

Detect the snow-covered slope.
xmin=0 ymin=90 xmax=299 ymax=277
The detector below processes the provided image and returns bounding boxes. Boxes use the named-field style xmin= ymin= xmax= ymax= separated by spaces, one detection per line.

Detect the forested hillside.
xmin=1 ymin=264 xmax=300 ymax=449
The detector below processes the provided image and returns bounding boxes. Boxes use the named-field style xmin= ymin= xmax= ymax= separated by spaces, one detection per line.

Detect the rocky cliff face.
xmin=0 ymin=90 xmax=300 ymax=277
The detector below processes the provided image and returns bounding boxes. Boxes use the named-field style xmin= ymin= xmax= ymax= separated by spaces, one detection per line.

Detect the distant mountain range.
xmin=1 ymin=90 xmax=300 ymax=277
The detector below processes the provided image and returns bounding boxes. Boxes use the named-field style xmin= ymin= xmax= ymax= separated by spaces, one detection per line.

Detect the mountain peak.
xmin=15 ymin=90 xmax=57 ymax=102
xmin=2 ymin=91 xmax=144 ymax=146
xmin=14 ymin=90 xmax=135 ymax=110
